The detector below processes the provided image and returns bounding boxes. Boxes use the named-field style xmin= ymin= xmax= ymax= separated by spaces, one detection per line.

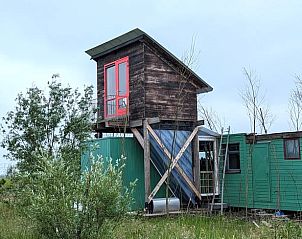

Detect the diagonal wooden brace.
xmin=147 ymin=126 xmax=200 ymax=202
xmin=131 ymin=128 xmax=144 ymax=147
xmin=147 ymin=125 xmax=201 ymax=201
xmin=131 ymin=127 xmax=176 ymax=197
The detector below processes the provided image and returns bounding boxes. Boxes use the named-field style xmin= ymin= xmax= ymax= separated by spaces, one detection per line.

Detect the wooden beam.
xmin=131 ymin=128 xmax=144 ymax=147
xmin=147 ymin=126 xmax=200 ymax=202
xmin=130 ymin=119 xmax=143 ymax=128
xmin=147 ymin=125 xmax=201 ymax=200
xmin=129 ymin=117 xmax=161 ymax=128
xmin=146 ymin=125 xmax=172 ymax=159
xmin=195 ymin=120 xmax=204 ymax=127
xmin=147 ymin=117 xmax=160 ymax=125
xmin=193 ymin=134 xmax=201 ymax=194
xmin=143 ymin=120 xmax=151 ymax=203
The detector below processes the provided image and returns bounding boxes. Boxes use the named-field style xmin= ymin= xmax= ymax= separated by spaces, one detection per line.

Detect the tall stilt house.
xmin=84 ymin=29 xmax=213 ymax=210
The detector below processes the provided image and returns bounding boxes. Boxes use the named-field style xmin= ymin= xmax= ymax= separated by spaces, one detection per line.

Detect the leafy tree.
xmin=0 ymin=178 xmax=5 ymax=187
xmin=1 ymin=80 xmax=134 ymax=238
xmin=1 ymin=80 xmax=94 ymax=173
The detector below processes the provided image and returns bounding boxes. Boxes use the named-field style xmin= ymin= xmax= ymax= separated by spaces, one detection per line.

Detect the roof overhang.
xmin=86 ymin=28 xmax=213 ymax=94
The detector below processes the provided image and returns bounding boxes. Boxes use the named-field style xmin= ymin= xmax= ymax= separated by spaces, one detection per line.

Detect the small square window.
xmin=284 ymin=138 xmax=300 ymax=160
xmin=222 ymin=143 xmax=241 ymax=173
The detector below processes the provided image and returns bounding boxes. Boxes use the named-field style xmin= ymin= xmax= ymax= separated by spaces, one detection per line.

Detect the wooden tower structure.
xmin=86 ymin=28 xmax=213 ymax=209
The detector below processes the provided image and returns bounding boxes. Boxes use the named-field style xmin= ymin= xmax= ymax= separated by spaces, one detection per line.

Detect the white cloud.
xmin=1 ymin=0 xmax=302 ymax=173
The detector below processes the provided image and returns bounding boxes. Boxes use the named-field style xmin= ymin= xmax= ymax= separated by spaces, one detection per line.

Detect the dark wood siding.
xmin=143 ymin=43 xmax=198 ymax=122
xmin=96 ymin=42 xmax=145 ymax=121
xmin=95 ymin=40 xmax=198 ymax=127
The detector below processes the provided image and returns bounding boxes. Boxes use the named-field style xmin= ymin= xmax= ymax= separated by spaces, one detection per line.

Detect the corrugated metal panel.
xmin=82 ymin=130 xmax=196 ymax=208
xmin=149 ymin=129 xmax=195 ymax=204
xmin=199 ymin=127 xmax=220 ymax=137
xmin=81 ymin=137 xmax=167 ymax=210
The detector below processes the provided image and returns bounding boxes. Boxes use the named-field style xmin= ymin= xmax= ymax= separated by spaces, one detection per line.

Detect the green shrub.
xmin=0 ymin=202 xmax=39 ymax=239
xmin=14 ymin=154 xmax=134 ymax=239
xmin=0 ymin=178 xmax=5 ymax=187
xmin=0 ymin=178 xmax=13 ymax=203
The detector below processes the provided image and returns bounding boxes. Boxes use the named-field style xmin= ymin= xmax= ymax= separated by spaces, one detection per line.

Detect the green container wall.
xmin=222 ymin=134 xmax=302 ymax=211
xmin=221 ymin=134 xmax=251 ymax=209
xmin=81 ymin=137 xmax=167 ymax=211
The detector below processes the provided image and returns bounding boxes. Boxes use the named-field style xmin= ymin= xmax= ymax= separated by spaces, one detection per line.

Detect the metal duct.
xmin=151 ymin=197 xmax=180 ymax=214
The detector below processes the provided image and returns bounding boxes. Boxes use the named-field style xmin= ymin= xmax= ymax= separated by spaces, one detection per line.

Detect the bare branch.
xmin=197 ymin=101 xmax=224 ymax=133
xmin=240 ymin=67 xmax=274 ymax=134
xmin=289 ymin=75 xmax=302 ymax=131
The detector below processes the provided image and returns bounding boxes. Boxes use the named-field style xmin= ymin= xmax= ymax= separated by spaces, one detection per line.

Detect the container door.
xmin=252 ymin=142 xmax=271 ymax=203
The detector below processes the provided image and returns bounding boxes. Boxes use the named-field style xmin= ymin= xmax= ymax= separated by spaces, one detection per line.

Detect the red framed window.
xmin=104 ymin=56 xmax=129 ymax=118
xmin=284 ymin=138 xmax=300 ymax=160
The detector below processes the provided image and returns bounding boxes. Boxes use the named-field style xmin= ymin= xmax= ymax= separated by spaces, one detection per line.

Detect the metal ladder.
xmin=210 ymin=126 xmax=230 ymax=214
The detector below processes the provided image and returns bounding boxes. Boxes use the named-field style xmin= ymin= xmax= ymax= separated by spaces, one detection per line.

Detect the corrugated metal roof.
xmin=86 ymin=28 xmax=213 ymax=93
xmin=199 ymin=127 xmax=220 ymax=137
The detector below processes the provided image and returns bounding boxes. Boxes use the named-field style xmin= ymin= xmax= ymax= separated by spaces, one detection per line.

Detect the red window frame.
xmin=104 ymin=56 xmax=129 ymax=118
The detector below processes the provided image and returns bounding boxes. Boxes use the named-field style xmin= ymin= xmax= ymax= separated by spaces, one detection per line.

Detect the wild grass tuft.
xmin=0 ymin=202 xmax=39 ymax=239
xmin=1 ymin=203 xmax=302 ymax=239
xmin=111 ymin=214 xmax=302 ymax=239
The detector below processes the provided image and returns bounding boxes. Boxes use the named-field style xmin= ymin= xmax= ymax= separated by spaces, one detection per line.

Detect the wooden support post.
xmin=193 ymin=133 xmax=201 ymax=195
xmin=143 ymin=119 xmax=151 ymax=204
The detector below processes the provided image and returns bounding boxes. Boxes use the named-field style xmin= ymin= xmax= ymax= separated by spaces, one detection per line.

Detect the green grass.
xmin=0 ymin=202 xmax=39 ymax=239
xmin=112 ymin=215 xmax=265 ymax=239
xmin=1 ymin=202 xmax=302 ymax=239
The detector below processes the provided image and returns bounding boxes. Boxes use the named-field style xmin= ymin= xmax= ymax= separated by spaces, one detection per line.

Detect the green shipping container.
xmin=81 ymin=137 xmax=167 ymax=211
xmin=222 ymin=133 xmax=302 ymax=211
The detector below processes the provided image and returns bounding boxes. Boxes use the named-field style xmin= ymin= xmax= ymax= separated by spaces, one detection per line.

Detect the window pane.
xmin=229 ymin=144 xmax=239 ymax=151
xmin=118 ymin=98 xmax=127 ymax=109
xmin=228 ymin=153 xmax=240 ymax=170
xmin=223 ymin=143 xmax=240 ymax=171
xmin=107 ymin=100 xmax=116 ymax=116
xmin=222 ymin=144 xmax=239 ymax=153
xmin=118 ymin=62 xmax=127 ymax=95
xmin=199 ymin=152 xmax=206 ymax=160
xmin=106 ymin=65 xmax=116 ymax=100
xmin=285 ymin=139 xmax=300 ymax=159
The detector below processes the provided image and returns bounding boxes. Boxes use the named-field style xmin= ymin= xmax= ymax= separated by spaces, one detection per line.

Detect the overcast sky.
xmin=0 ymin=0 xmax=301 ymax=173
